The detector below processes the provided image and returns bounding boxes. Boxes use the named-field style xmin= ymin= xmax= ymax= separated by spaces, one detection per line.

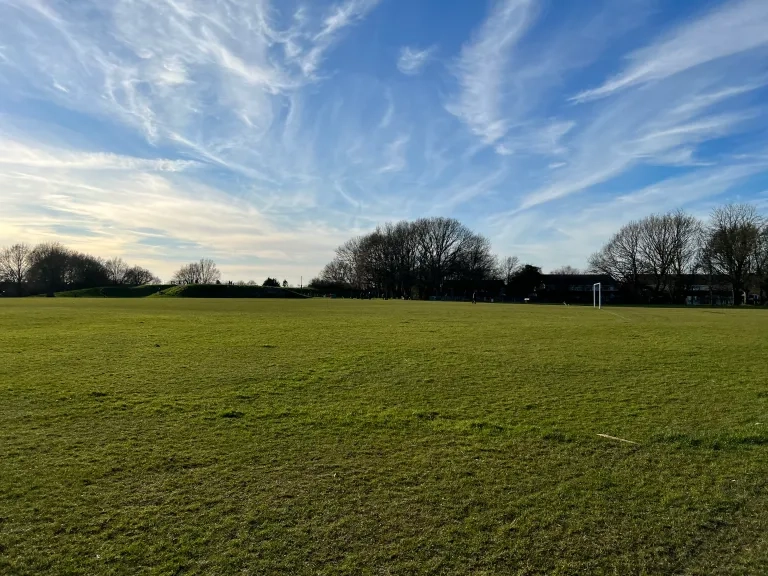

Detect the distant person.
xmin=472 ymin=291 xmax=477 ymax=304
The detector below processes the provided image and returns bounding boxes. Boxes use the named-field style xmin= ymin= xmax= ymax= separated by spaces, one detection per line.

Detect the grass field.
xmin=1 ymin=299 xmax=767 ymax=575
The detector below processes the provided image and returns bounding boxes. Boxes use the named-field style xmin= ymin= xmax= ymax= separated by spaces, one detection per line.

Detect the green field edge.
xmin=49 ymin=285 xmax=316 ymax=299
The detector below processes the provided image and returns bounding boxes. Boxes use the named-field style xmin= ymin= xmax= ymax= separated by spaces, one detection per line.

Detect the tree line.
xmin=313 ymin=205 xmax=768 ymax=304
xmin=169 ymin=261 xmax=289 ymax=288
xmin=3 ymin=203 xmax=766 ymax=303
xmin=0 ymin=243 xmax=160 ymax=297
xmin=0 ymin=244 xmax=294 ymax=296
xmin=310 ymin=217 xmax=535 ymax=299
xmin=588 ymin=204 xmax=767 ymax=304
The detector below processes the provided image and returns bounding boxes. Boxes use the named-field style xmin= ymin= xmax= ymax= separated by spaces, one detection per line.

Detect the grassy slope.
xmin=55 ymin=285 xmax=173 ymax=298
xmin=0 ymin=300 xmax=766 ymax=575
xmin=55 ymin=285 xmax=312 ymax=299
xmin=153 ymin=285 xmax=309 ymax=299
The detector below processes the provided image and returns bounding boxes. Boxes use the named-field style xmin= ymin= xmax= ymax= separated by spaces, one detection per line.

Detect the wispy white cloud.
xmin=377 ymin=135 xmax=410 ymax=173
xmin=0 ymin=137 xmax=195 ymax=172
xmin=572 ymin=0 xmax=768 ymax=102
xmin=429 ymin=168 xmax=507 ymax=213
xmin=487 ymin=160 xmax=768 ymax=271
xmin=0 ymin=164 xmax=356 ymax=282
xmin=299 ymin=0 xmax=381 ymax=76
xmin=315 ymin=0 xmax=380 ymax=41
xmin=1 ymin=0 xmax=767 ymax=282
xmin=444 ymin=0 xmax=646 ymax=152
xmin=0 ymin=0 xmax=380 ymax=151
xmin=670 ymin=80 xmax=768 ymax=117
xmin=494 ymin=120 xmax=575 ymax=157
xmin=397 ymin=46 xmax=436 ymax=76
xmin=0 ymin=0 xmax=389 ymax=282
xmin=445 ymin=0 xmax=537 ymax=144
xmin=378 ymin=90 xmax=395 ymax=129
xmin=513 ymin=72 xmax=767 ymax=212
xmin=610 ymin=163 xmax=765 ymax=208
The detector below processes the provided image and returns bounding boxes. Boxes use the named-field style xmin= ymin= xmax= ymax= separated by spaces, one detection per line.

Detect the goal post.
xmin=593 ymin=283 xmax=602 ymax=309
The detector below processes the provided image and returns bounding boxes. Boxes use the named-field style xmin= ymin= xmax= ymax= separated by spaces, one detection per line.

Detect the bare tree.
xmin=28 ymin=243 xmax=71 ymax=296
xmin=357 ymin=231 xmax=388 ymax=291
xmin=705 ymin=204 xmax=764 ymax=304
xmin=638 ymin=214 xmax=677 ymax=299
xmin=67 ymin=252 xmax=109 ymax=287
xmin=388 ymin=221 xmax=420 ymax=298
xmin=317 ymin=217 xmax=499 ymax=299
xmin=172 ymin=263 xmax=201 ymax=285
xmin=414 ymin=217 xmax=473 ymax=297
xmin=550 ymin=265 xmax=580 ymax=275
xmin=590 ymin=211 xmax=703 ymax=303
xmin=335 ymin=237 xmax=366 ymax=289
xmin=588 ymin=220 xmax=644 ymax=298
xmin=124 ymin=266 xmax=159 ymax=286
xmin=105 ymin=257 xmax=129 ymax=285
xmin=171 ymin=259 xmax=220 ymax=285
xmin=198 ymin=258 xmax=221 ymax=284
xmin=454 ymin=232 xmax=497 ymax=286
xmin=500 ymin=256 xmax=521 ymax=284
xmin=668 ymin=210 xmax=702 ymax=303
xmin=0 ymin=243 xmax=32 ymax=296
xmin=754 ymin=225 xmax=768 ymax=302
xmin=319 ymin=259 xmax=352 ymax=286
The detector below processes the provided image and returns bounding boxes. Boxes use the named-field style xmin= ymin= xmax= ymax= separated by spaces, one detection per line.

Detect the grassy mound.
xmin=54 ymin=285 xmax=312 ymax=299
xmin=55 ymin=285 xmax=172 ymax=298
xmin=154 ymin=284 xmax=310 ymax=298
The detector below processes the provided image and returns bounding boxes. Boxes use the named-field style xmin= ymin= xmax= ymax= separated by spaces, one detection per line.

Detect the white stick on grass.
xmin=597 ymin=433 xmax=639 ymax=445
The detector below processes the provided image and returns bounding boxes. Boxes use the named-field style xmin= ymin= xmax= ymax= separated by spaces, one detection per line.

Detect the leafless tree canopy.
xmin=589 ymin=212 xmax=703 ymax=302
xmin=124 ymin=266 xmax=160 ymax=286
xmin=755 ymin=226 xmax=768 ymax=300
xmin=550 ymin=265 xmax=580 ymax=275
xmin=313 ymin=218 xmax=511 ymax=299
xmin=589 ymin=220 xmax=644 ymax=291
xmin=172 ymin=264 xmax=200 ymax=285
xmin=590 ymin=204 xmax=767 ymax=304
xmin=0 ymin=243 xmax=32 ymax=295
xmin=28 ymin=243 xmax=75 ymax=296
xmin=4 ymin=204 xmax=766 ymax=303
xmin=704 ymin=204 xmax=765 ymax=299
xmin=172 ymin=259 xmax=221 ymax=285
xmin=0 ymin=241 xmax=160 ymax=296
xmin=500 ymin=256 xmax=521 ymax=285
xmin=198 ymin=258 xmax=221 ymax=284
xmin=105 ymin=257 xmax=129 ymax=285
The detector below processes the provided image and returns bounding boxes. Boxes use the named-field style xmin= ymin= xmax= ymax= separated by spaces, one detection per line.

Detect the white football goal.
xmin=593 ymin=283 xmax=602 ymax=309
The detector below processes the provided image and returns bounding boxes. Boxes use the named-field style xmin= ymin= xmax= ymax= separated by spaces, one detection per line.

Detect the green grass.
xmin=54 ymin=284 xmax=312 ymax=299
xmin=1 ymin=300 xmax=767 ymax=575
xmin=55 ymin=285 xmax=174 ymax=298
xmin=152 ymin=284 xmax=309 ymax=299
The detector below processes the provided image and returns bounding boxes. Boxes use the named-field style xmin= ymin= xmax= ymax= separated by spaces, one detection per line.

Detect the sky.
xmin=1 ymin=0 xmax=768 ymax=284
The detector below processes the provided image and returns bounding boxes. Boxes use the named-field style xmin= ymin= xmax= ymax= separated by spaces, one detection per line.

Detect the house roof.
xmin=542 ymin=274 xmax=616 ymax=284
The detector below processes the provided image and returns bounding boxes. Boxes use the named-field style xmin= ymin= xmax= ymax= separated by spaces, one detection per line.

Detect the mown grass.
xmin=0 ymin=299 xmax=766 ymax=575
xmin=152 ymin=285 xmax=308 ymax=299
xmin=55 ymin=286 xmax=173 ymax=298
xmin=54 ymin=284 xmax=312 ymax=299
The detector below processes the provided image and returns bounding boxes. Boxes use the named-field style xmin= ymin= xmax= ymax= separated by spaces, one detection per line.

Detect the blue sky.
xmin=1 ymin=0 xmax=768 ymax=283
